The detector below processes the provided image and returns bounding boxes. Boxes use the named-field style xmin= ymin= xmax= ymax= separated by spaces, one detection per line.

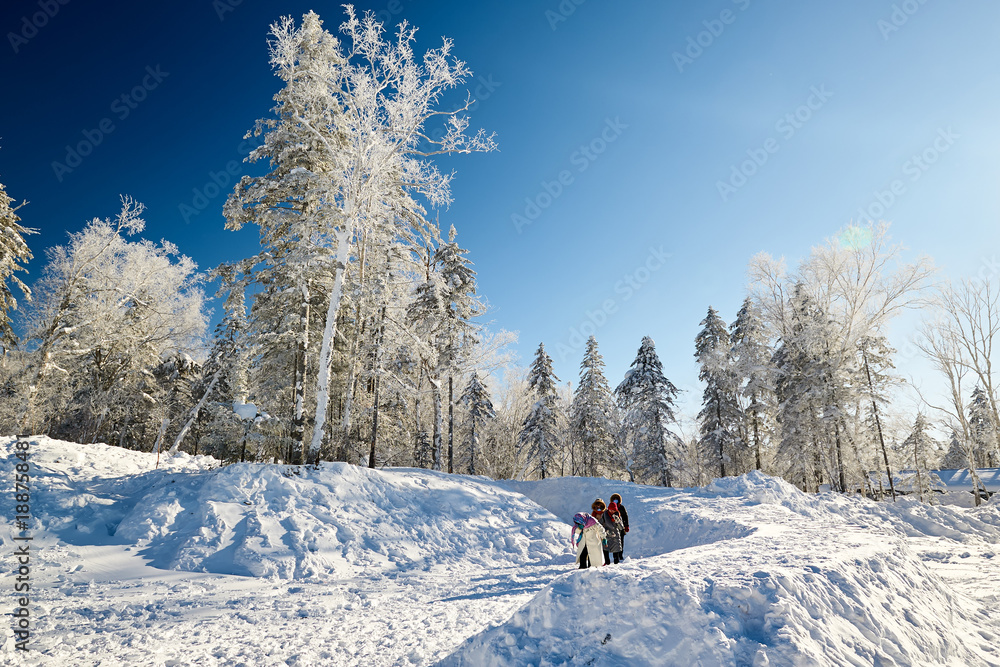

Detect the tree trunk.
xmin=291 ymin=280 xmax=310 ymax=464
xmin=448 ymin=376 xmax=454 ymax=474
xmin=368 ymin=373 xmax=380 ymax=469
xmin=834 ymin=420 xmax=846 ymax=493
xmin=753 ymin=410 xmax=761 ymax=470
xmin=862 ymin=348 xmax=896 ymax=501
xmin=309 ymin=228 xmax=352 ymax=461
xmin=169 ymin=368 xmax=223 ymax=455
xmin=716 ymin=396 xmax=726 ymax=478
xmin=469 ymin=418 xmax=476 ymax=475
xmin=431 ymin=374 xmax=443 ymax=471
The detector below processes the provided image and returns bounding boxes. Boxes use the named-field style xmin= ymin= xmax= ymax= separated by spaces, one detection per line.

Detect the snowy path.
xmin=12 ymin=541 xmax=570 ymax=666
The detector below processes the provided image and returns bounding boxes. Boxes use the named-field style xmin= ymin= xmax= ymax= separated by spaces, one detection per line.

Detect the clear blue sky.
xmin=2 ymin=0 xmax=999 ymax=418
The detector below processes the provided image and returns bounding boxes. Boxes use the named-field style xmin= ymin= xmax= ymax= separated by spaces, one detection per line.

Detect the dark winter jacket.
xmin=598 ymin=509 xmax=625 ymax=554
xmin=616 ymin=502 xmax=630 ymax=532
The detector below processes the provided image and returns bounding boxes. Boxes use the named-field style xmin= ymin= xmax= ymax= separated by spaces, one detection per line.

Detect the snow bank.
xmin=2 ymin=437 xmax=567 ymax=580
xmin=448 ymin=473 xmax=996 ymax=667
xmin=114 ymin=462 xmax=568 ymax=579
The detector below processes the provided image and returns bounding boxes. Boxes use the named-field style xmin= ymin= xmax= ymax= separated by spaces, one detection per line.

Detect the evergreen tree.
xmin=968 ymin=386 xmax=999 ymax=467
xmin=460 ymin=371 xmax=495 ymax=475
xmin=899 ymin=413 xmax=938 ymax=502
xmin=695 ymin=306 xmax=741 ymax=478
xmin=615 ymin=336 xmax=680 ymax=486
xmin=0 ymin=178 xmax=33 ymax=353
xmin=569 ymin=336 xmax=616 ymax=477
xmin=222 ymin=11 xmax=346 ymax=460
xmin=520 ymin=343 xmax=561 ymax=479
xmin=730 ymin=297 xmax=775 ymax=472
xmin=435 ymin=226 xmax=485 ymax=473
xmin=940 ymin=430 xmax=968 ymax=469
xmin=772 ymin=286 xmax=831 ymax=492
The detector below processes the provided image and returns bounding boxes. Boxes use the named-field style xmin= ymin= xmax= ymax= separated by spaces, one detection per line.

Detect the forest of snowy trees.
xmin=1 ymin=9 xmax=998 ymax=504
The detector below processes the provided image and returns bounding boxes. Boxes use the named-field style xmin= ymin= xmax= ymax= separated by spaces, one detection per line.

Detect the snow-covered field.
xmin=2 ymin=437 xmax=1000 ymax=666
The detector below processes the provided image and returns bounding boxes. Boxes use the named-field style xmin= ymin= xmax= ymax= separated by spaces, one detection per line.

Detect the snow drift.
xmin=4 ymin=437 xmax=1000 ymax=666
xmin=446 ymin=473 xmax=1000 ymax=666
xmin=5 ymin=437 xmax=567 ymax=580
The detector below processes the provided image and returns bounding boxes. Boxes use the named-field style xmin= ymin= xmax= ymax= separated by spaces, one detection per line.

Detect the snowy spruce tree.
xmin=520 ymin=343 xmax=561 ymax=479
xmin=695 ymin=306 xmax=741 ymax=478
xmin=226 ymin=9 xmax=495 ymax=463
xmin=615 ymin=336 xmax=680 ymax=486
xmin=460 ymin=372 xmax=495 ymax=475
xmin=729 ymin=297 xmax=775 ymax=472
xmin=0 ymin=177 xmax=33 ymax=354
xmin=569 ymin=336 xmax=616 ymax=477
xmin=899 ymin=414 xmax=939 ymax=502
xmin=435 ymin=225 xmax=485 ymax=473
xmin=967 ymin=385 xmax=999 ymax=467
xmin=772 ymin=286 xmax=835 ymax=492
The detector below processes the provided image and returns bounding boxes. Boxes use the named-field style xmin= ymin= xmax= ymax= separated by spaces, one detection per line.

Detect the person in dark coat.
xmin=610 ymin=493 xmax=630 ymax=558
xmin=593 ymin=498 xmax=625 ymax=565
xmin=604 ymin=501 xmax=626 ymax=563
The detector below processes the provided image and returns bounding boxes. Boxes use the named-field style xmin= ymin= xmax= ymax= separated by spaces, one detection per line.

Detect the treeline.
xmin=516 ymin=225 xmax=998 ymax=505
xmin=1 ymin=10 xmax=997 ymax=504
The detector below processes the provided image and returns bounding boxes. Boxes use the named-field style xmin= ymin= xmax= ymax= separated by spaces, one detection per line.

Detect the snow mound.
xmin=448 ymin=473 xmax=996 ymax=667
xmin=114 ymin=462 xmax=568 ymax=578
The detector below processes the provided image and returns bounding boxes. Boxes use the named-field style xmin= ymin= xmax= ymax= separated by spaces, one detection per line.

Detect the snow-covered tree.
xmin=568 ymin=336 xmax=616 ymax=477
xmin=695 ymin=306 xmax=741 ymax=478
xmin=615 ymin=336 xmax=680 ymax=486
xmin=253 ymin=10 xmax=496 ymax=461
xmin=968 ymin=385 xmax=999 ymax=467
xmin=858 ymin=335 xmax=899 ymax=500
xmin=898 ymin=413 xmax=939 ymax=502
xmin=520 ymin=343 xmax=561 ymax=479
xmin=730 ymin=297 xmax=775 ymax=472
xmin=460 ymin=371 xmax=495 ymax=475
xmin=0 ymin=177 xmax=33 ymax=353
xmin=20 ymin=198 xmax=206 ymax=443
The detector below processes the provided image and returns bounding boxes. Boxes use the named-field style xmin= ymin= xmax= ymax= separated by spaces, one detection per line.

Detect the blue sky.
xmin=2 ymin=0 xmax=999 ymax=418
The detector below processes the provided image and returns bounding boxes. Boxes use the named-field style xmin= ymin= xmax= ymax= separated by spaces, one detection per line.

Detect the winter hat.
xmin=607 ymin=502 xmax=619 ymax=515
xmin=591 ymin=498 xmax=606 ymax=511
xmin=610 ymin=493 xmax=622 ymax=504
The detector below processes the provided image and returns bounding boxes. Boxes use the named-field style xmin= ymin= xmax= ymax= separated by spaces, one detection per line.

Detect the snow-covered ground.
xmin=2 ymin=436 xmax=999 ymax=666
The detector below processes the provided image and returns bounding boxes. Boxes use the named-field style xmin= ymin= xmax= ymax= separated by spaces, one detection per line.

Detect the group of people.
xmin=571 ymin=493 xmax=630 ymax=569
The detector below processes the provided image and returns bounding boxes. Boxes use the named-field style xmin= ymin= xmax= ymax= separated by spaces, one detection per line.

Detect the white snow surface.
xmin=3 ymin=436 xmax=1000 ymax=666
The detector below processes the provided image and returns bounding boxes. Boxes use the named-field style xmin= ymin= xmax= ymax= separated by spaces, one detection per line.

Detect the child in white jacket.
xmin=571 ymin=511 xmax=606 ymax=569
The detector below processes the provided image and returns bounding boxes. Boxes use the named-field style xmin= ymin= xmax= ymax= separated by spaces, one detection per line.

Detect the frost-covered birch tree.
xmin=20 ymin=198 xmax=206 ymax=443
